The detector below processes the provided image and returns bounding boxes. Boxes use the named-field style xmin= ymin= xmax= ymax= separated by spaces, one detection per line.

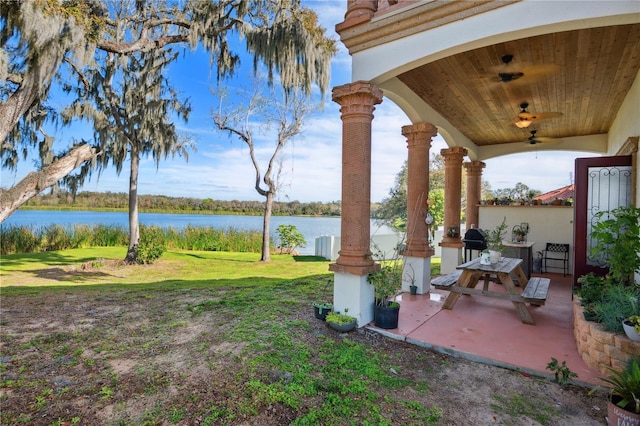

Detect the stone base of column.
xmin=441 ymin=237 xmax=463 ymax=246
xmin=329 ymin=261 xmax=379 ymax=276
xmin=402 ymin=256 xmax=432 ymax=294
xmin=440 ymin=247 xmax=463 ymax=274
xmin=332 ymin=272 xmax=375 ymax=327
xmin=402 ymin=246 xmax=435 ymax=258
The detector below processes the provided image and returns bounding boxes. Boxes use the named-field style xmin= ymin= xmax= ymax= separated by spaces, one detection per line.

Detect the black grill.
xmin=463 ymin=228 xmax=487 ymax=262
xmin=463 ymin=228 xmax=487 ymax=251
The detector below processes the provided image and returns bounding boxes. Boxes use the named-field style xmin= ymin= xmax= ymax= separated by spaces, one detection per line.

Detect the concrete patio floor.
xmin=366 ymin=272 xmax=604 ymax=386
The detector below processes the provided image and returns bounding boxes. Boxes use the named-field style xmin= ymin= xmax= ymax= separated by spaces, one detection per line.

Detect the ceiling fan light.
xmin=515 ymin=119 xmax=532 ymax=128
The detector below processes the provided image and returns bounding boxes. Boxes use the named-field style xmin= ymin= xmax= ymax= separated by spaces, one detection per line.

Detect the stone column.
xmin=440 ymin=147 xmax=467 ymax=244
xmin=439 ymin=147 xmax=466 ymax=273
xmin=402 ymin=123 xmax=437 ymax=258
xmin=464 ymin=161 xmax=486 ymax=230
xmin=330 ymin=81 xmax=383 ymax=276
xmin=401 ymin=123 xmax=437 ymax=294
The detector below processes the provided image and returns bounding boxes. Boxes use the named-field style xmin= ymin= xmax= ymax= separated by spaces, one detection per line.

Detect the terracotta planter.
xmin=608 ymin=398 xmax=640 ymax=426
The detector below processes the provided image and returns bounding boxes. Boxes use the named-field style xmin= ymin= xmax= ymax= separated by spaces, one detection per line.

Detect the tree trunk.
xmin=261 ymin=191 xmax=274 ymax=262
xmin=124 ymin=149 xmax=140 ymax=264
xmin=0 ymin=144 xmax=97 ymax=223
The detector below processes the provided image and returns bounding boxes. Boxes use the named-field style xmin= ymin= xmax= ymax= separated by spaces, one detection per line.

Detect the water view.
xmin=3 ymin=210 xmax=395 ymax=255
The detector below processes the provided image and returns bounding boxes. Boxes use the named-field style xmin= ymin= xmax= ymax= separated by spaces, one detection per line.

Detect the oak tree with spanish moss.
xmin=0 ymin=0 xmax=335 ymax=223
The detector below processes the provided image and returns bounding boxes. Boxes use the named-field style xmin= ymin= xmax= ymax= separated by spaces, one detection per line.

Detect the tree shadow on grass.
xmin=29 ymin=266 xmax=114 ymax=282
xmin=293 ymin=255 xmax=328 ymax=262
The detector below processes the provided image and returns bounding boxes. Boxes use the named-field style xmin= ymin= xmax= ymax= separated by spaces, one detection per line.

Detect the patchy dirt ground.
xmin=0 ymin=262 xmax=609 ymax=425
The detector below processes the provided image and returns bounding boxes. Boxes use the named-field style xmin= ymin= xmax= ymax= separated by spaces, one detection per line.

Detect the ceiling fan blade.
xmin=523 ymin=137 xmax=561 ymax=146
xmin=519 ymin=64 xmax=562 ymax=78
xmin=517 ymin=111 xmax=563 ymax=120
xmin=489 ymin=59 xmax=561 ymax=84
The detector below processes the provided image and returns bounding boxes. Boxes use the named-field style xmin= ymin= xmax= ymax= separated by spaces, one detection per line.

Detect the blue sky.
xmin=1 ymin=0 xmax=588 ymax=203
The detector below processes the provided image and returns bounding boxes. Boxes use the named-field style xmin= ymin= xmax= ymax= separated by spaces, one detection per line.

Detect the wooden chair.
xmin=542 ymin=243 xmax=570 ymax=276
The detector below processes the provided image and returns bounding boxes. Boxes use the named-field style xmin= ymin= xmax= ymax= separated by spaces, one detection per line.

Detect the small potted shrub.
xmin=367 ymin=264 xmax=402 ymax=329
xmin=600 ymin=357 xmax=640 ymax=425
xmin=325 ymin=311 xmax=357 ymax=332
xmin=485 ymin=217 xmax=507 ymax=263
xmin=311 ymin=302 xmax=333 ymax=321
xmin=623 ymin=315 xmax=640 ymax=342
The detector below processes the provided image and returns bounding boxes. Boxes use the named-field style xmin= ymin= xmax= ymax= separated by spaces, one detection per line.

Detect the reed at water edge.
xmin=0 ymin=224 xmax=266 ymax=255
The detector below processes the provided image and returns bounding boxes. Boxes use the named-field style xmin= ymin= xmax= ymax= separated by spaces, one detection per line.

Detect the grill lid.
xmin=463 ymin=228 xmax=487 ymax=250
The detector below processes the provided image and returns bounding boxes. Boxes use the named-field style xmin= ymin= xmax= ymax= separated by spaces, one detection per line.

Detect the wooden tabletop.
xmin=456 ymin=257 xmax=523 ymax=274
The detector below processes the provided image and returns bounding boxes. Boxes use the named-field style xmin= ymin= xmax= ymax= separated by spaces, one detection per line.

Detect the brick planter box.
xmin=573 ymin=297 xmax=640 ymax=374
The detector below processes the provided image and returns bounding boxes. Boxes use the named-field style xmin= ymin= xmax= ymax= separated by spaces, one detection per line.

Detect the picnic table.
xmin=431 ymin=257 xmax=550 ymax=325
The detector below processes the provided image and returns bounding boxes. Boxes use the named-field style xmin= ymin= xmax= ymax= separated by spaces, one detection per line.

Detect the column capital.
xmin=401 ymin=122 xmax=438 ymax=138
xmin=332 ymin=81 xmax=383 ymax=107
xmin=464 ymin=160 xmax=486 ymax=175
xmin=440 ymin=146 xmax=467 ymax=161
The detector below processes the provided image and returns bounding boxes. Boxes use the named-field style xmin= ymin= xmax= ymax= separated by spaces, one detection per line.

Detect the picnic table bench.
xmin=430 ymin=257 xmax=550 ymax=324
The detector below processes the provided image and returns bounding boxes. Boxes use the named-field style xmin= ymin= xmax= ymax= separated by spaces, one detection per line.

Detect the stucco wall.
xmin=478 ymin=206 xmax=574 ymax=264
xmin=608 ymin=68 xmax=640 ymax=203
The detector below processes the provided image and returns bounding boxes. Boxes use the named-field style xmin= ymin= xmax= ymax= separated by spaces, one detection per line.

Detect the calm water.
xmin=2 ymin=210 xmax=394 ymax=255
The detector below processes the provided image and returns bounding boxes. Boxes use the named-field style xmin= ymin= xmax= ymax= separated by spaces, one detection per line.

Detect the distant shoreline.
xmin=18 ymin=205 xmax=336 ymax=218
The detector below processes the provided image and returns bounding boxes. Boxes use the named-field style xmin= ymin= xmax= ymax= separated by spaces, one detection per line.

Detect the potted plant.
xmin=599 ymin=357 xmax=640 ymax=425
xmin=367 ymin=264 xmax=402 ymax=329
xmin=325 ymin=311 xmax=357 ymax=332
xmin=512 ymin=223 xmax=529 ymax=243
xmin=447 ymin=226 xmax=459 ymax=238
xmin=480 ymin=249 xmax=491 ymax=265
xmin=485 ymin=216 xmax=507 ymax=264
xmin=623 ymin=315 xmax=640 ymax=342
xmin=311 ymin=301 xmax=333 ymax=321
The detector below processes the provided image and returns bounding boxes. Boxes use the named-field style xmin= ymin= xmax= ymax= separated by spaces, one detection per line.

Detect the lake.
xmin=2 ymin=210 xmax=395 ymax=255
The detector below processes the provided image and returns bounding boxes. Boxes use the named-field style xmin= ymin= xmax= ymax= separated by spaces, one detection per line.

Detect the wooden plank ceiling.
xmin=397 ymin=24 xmax=640 ymax=147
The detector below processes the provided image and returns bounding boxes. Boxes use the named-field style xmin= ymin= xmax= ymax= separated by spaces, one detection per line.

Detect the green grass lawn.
xmin=0 ymin=248 xmax=448 ymax=425
xmin=0 ymin=248 xmax=334 ymax=293
xmin=0 ymin=249 xmax=599 ymax=426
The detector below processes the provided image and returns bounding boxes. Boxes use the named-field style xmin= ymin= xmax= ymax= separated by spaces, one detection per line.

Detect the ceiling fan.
xmin=490 ymin=55 xmax=561 ymax=84
xmin=523 ymin=130 xmax=559 ymax=146
xmin=514 ymin=102 xmax=562 ymax=128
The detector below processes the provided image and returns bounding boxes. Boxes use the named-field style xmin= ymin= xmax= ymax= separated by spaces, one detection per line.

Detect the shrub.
xmin=136 ymin=226 xmax=166 ymax=264
xmin=590 ymin=206 xmax=640 ymax=287
xmin=275 ymin=224 xmax=306 ymax=254
xmin=593 ymin=285 xmax=639 ymax=332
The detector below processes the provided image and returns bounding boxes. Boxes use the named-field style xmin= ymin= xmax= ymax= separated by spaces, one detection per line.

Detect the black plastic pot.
xmin=374 ymin=303 xmax=400 ymax=329
xmin=313 ymin=306 xmax=332 ymax=320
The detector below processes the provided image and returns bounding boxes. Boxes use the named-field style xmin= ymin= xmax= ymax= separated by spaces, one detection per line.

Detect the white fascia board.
xmin=352 ymin=1 xmax=640 ymax=83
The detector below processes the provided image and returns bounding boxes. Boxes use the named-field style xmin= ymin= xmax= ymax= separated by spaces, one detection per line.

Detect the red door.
xmin=573 ymin=155 xmax=633 ymax=286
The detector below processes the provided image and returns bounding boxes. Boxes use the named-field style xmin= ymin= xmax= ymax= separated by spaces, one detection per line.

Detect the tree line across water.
xmin=23 ymin=191 xmax=345 ymax=217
